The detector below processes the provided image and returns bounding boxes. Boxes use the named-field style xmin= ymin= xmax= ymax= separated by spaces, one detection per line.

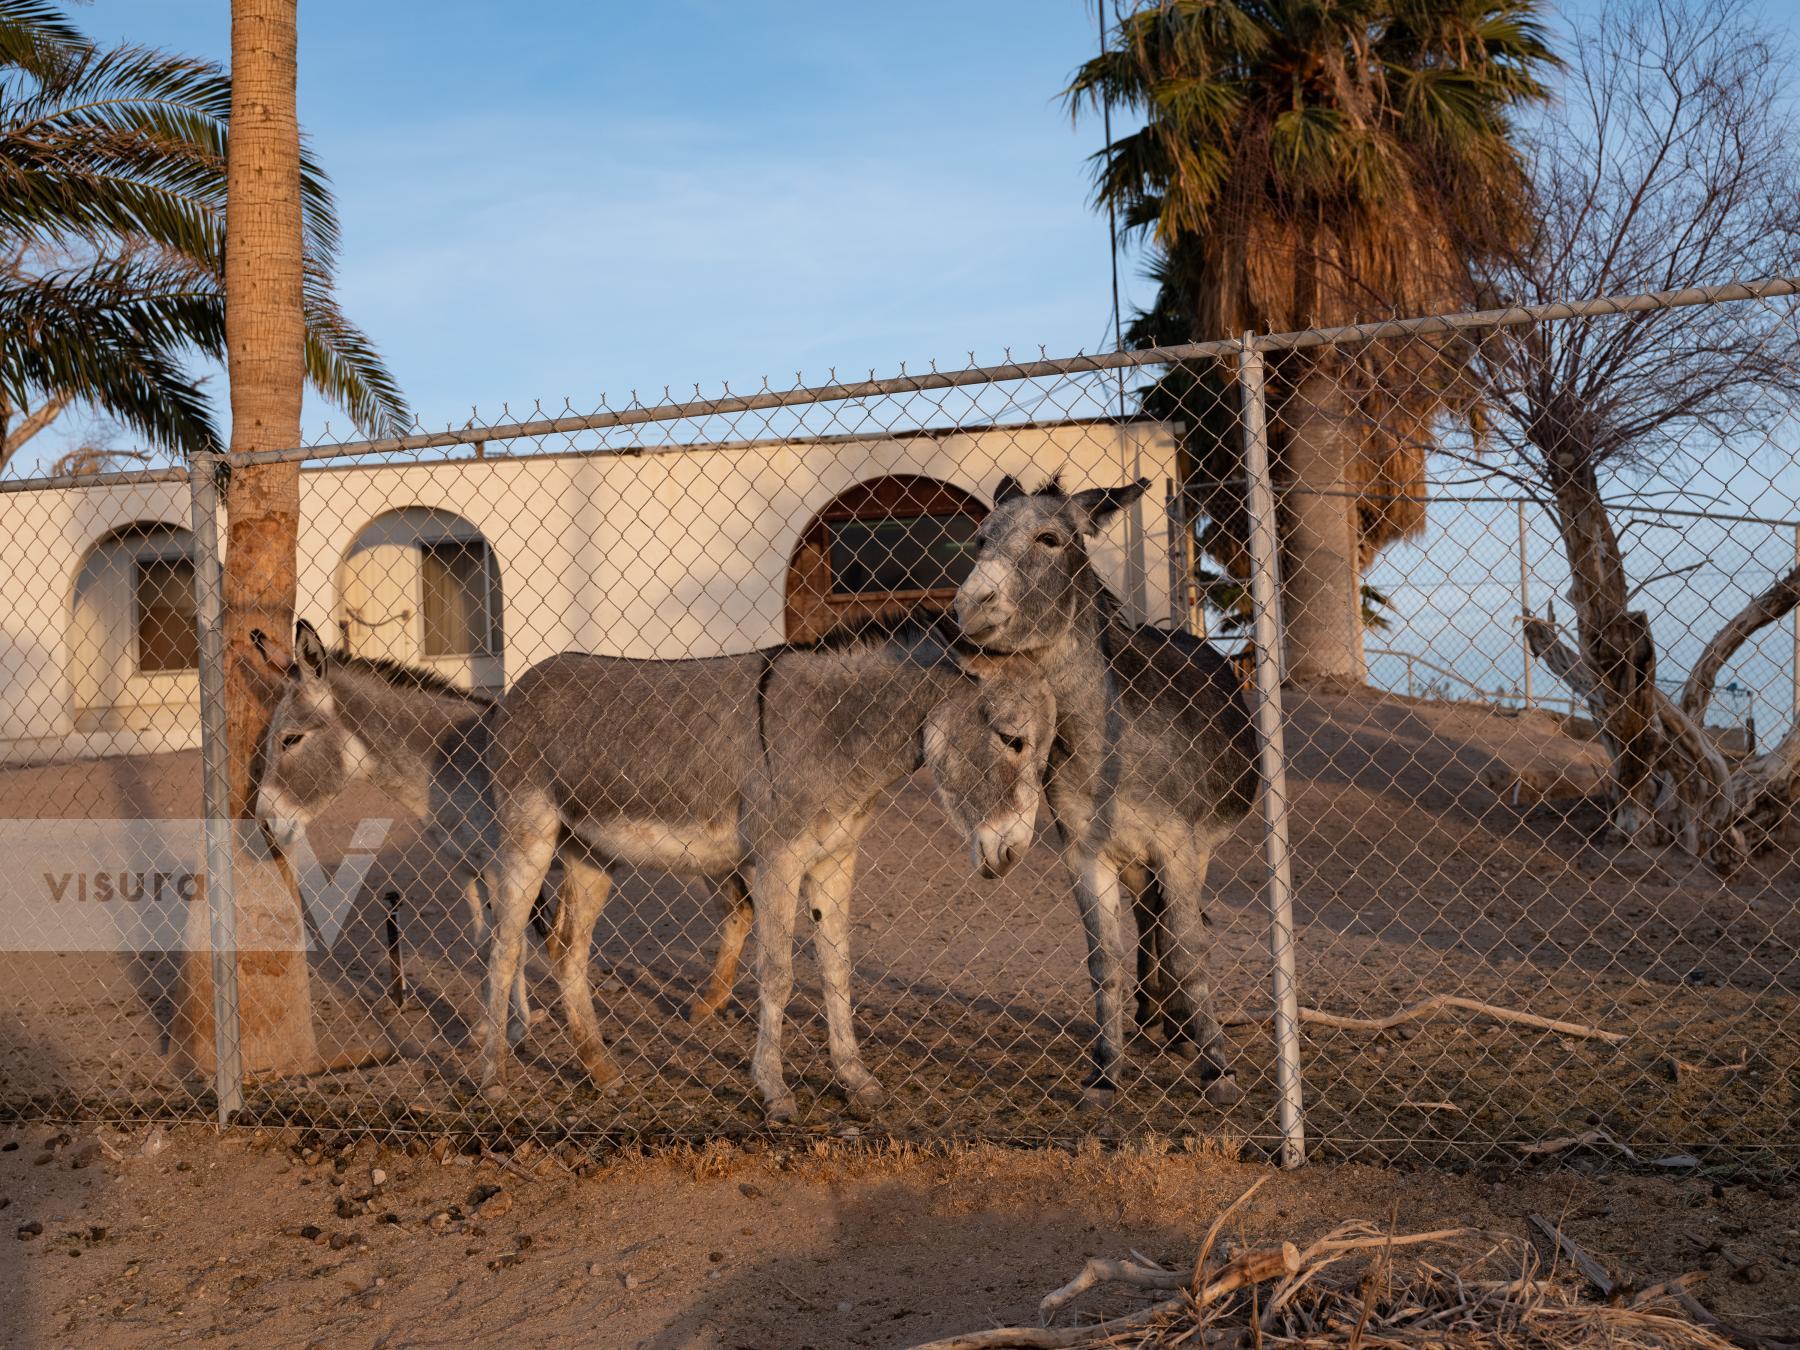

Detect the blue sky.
xmin=67 ymin=1 xmax=1134 ymax=451
xmin=53 ymin=0 xmax=1800 ymax=459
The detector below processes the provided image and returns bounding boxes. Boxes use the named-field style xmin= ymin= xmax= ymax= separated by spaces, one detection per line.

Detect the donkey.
xmin=249 ymin=622 xmax=749 ymax=1044
xmin=953 ymin=475 xmax=1257 ymax=1108
xmin=478 ymin=618 xmax=1056 ymax=1120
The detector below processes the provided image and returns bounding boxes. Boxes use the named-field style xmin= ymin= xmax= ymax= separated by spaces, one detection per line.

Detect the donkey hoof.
xmin=685 ymin=997 xmax=722 ymax=1026
xmin=479 ymin=1077 xmax=509 ymax=1105
xmin=763 ymin=1092 xmax=799 ymax=1124
xmin=1202 ymin=1071 xmax=1243 ymax=1108
xmin=505 ymin=1019 xmax=530 ymax=1050
xmin=580 ymin=1053 xmax=623 ymax=1092
xmin=844 ymin=1080 xmax=885 ymax=1118
xmin=1078 ymin=1081 xmax=1117 ymax=1113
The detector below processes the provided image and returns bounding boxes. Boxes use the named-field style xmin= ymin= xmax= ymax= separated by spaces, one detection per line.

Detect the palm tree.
xmin=187 ymin=0 xmax=323 ymax=1080
xmin=1069 ymin=0 xmax=1555 ymax=681
xmin=0 ymin=0 xmax=406 ymax=473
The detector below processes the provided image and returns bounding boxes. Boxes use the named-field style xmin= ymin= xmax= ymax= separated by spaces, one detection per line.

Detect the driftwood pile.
xmin=909 ymin=1178 xmax=1793 ymax=1350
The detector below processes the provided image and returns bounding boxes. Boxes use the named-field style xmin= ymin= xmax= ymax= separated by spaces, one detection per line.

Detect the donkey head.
xmin=252 ymin=620 xmax=373 ymax=848
xmin=923 ymin=656 xmax=1055 ymax=879
xmin=953 ymin=474 xmax=1148 ymax=653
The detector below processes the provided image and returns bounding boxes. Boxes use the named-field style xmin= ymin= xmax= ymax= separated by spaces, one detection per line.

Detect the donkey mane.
xmin=326 ymin=647 xmax=496 ymax=705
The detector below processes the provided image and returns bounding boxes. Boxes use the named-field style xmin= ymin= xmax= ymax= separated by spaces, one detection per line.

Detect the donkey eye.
xmin=280 ymin=732 xmax=306 ymax=751
xmin=999 ymin=732 xmax=1028 ymax=754
xmin=1035 ymin=531 xmax=1064 ymax=549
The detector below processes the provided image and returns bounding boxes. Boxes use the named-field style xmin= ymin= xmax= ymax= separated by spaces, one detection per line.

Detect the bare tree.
xmin=1471 ymin=0 xmax=1800 ymax=870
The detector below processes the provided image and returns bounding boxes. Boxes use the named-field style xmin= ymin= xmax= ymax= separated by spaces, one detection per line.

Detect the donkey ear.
xmin=993 ymin=474 xmax=1027 ymax=505
xmin=240 ymin=629 xmax=293 ymax=695
xmin=294 ymin=620 xmax=328 ymax=679
xmin=1067 ymin=478 xmax=1150 ymax=536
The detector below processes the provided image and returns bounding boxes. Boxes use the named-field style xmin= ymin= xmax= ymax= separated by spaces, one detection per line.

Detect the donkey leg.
xmin=477 ymin=795 xmax=557 ymax=1100
xmin=1159 ymin=837 xmax=1240 ymax=1107
xmin=1129 ymin=865 xmax=1196 ymax=1047
xmin=472 ymin=868 xmax=535 ymax=1049
xmin=1071 ymin=851 xmax=1129 ymax=1105
xmin=749 ymin=856 xmax=806 ymax=1122
xmin=809 ymin=845 xmax=881 ymax=1115
xmin=463 ymin=870 xmax=489 ymax=939
xmin=1124 ymin=861 xmax=1167 ymax=1040
xmin=546 ymin=849 xmax=622 ymax=1091
xmin=687 ymin=870 xmax=752 ymax=1024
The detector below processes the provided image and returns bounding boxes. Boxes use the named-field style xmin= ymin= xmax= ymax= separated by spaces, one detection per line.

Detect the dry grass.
xmin=910 ymin=1179 xmax=1778 ymax=1349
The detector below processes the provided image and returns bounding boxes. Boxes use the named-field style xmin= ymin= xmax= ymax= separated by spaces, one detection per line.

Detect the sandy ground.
xmin=2 ymin=685 xmax=1795 ymax=1165
xmin=3 ymin=1123 xmax=1798 ymax=1349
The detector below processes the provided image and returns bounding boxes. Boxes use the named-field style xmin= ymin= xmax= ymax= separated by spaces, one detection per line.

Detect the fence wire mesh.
xmin=1 ymin=279 xmax=1796 ymax=1172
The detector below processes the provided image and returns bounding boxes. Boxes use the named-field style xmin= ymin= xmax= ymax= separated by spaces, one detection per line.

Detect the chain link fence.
xmin=1 ymin=279 xmax=1796 ymax=1171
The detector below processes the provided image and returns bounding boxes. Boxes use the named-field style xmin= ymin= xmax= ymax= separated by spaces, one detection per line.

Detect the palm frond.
xmin=0 ymin=3 xmax=406 ymax=452
xmin=0 ymin=257 xmax=220 ymax=453
xmin=301 ymin=265 xmax=409 ymax=439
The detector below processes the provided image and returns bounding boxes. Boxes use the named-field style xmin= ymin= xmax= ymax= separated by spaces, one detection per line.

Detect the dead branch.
xmin=1221 ymin=993 xmax=1628 ymax=1044
xmin=1519 ymin=1128 xmax=1639 ymax=1161
xmin=1667 ymin=1288 xmax=1800 ymax=1350
xmin=1189 ymin=1174 xmax=1269 ymax=1290
xmin=1314 ymin=1228 xmax=1474 ymax=1256
xmin=1037 ymin=1257 xmax=1181 ymax=1318
xmin=0 ymin=393 xmax=70 ymax=469
xmin=915 ymin=1245 xmax=1303 ymax=1350
xmin=1665 ymin=1049 xmax=1750 ymax=1082
xmin=1630 ymin=1271 xmax=1709 ymax=1307
xmin=1529 ymin=1214 xmax=1617 ymax=1296
xmin=1681 ymin=563 xmax=1800 ymax=721
xmin=1195 ymin=1241 xmax=1301 ymax=1306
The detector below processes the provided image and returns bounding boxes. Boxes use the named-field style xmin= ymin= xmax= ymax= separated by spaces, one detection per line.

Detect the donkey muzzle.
xmin=254 ymin=785 xmax=306 ymax=850
xmin=973 ymin=811 xmax=1033 ymax=879
xmin=953 ymin=560 xmax=1013 ymax=644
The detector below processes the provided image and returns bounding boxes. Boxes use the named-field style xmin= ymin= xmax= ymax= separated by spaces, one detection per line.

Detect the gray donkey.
xmin=478 ymin=620 xmax=1055 ymax=1120
xmin=954 ymin=475 xmax=1257 ymax=1107
xmin=249 ymin=622 xmax=750 ymax=1044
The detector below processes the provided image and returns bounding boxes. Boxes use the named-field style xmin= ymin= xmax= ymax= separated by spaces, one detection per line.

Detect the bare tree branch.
xmin=1471 ymin=0 xmax=1800 ymax=869
xmin=0 ymin=391 xmax=70 ymax=471
xmin=1680 ymin=563 xmax=1800 ymax=720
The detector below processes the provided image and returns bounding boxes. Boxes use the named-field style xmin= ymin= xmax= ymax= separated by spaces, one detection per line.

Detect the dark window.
xmin=826 ymin=513 xmax=979 ymax=598
xmin=135 ymin=557 xmax=198 ymax=672
xmin=420 ymin=539 xmax=495 ymax=657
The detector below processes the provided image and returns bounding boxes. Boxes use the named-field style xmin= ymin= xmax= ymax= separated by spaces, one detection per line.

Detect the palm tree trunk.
xmin=175 ymin=0 xmax=320 ymax=1079
xmin=1278 ymin=364 xmax=1362 ymax=683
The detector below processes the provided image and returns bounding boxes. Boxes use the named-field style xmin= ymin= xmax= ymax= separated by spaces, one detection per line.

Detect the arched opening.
xmin=68 ymin=522 xmax=197 ymax=734
xmin=338 ymin=508 xmax=504 ymax=689
xmin=784 ymin=475 xmax=987 ymax=643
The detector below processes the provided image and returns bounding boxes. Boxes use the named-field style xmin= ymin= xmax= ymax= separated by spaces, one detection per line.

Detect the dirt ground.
xmin=2 ymin=685 xmax=1794 ymax=1165
xmin=3 ymin=1122 xmax=1798 ymax=1349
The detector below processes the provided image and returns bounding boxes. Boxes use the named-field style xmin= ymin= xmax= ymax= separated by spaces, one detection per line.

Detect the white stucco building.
xmin=0 ymin=418 xmax=1182 ymax=764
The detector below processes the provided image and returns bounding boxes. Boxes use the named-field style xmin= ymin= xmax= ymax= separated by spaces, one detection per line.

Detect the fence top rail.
xmin=217 ymin=276 xmax=1800 ymax=472
xmin=1253 ymin=483 xmax=1800 ymax=531
xmin=0 ymin=463 xmax=191 ymax=496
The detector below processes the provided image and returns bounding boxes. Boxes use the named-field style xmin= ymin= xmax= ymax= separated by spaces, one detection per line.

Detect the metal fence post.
xmin=1238 ymin=337 xmax=1306 ymax=1169
xmin=1792 ymin=523 xmax=1799 ymax=739
xmin=188 ymin=453 xmax=242 ymax=1123
xmin=1519 ymin=502 xmax=1533 ymax=709
xmin=1166 ymin=478 xmax=1187 ymax=635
